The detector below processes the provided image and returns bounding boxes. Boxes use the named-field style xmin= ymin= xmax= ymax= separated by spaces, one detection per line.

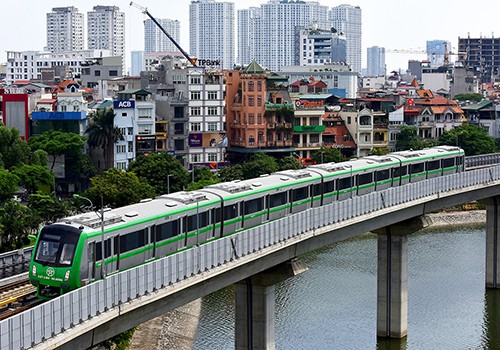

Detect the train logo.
xmin=46 ymin=267 xmax=55 ymax=277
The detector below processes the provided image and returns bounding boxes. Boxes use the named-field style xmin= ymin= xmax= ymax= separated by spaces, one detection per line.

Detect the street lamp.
xmin=73 ymin=194 xmax=106 ymax=279
xmin=166 ymin=174 xmax=172 ymax=194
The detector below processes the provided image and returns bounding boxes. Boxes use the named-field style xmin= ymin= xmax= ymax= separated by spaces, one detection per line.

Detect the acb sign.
xmin=113 ymin=100 xmax=135 ymax=109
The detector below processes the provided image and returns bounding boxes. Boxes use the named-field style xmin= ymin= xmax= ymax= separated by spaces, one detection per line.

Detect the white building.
xmin=367 ymin=46 xmax=386 ymax=76
xmin=5 ymin=49 xmax=111 ymax=85
xmin=238 ymin=0 xmax=329 ymax=72
xmin=297 ymin=27 xmax=347 ymax=66
xmin=113 ymin=89 xmax=156 ymax=170
xmin=187 ymin=67 xmax=226 ymax=168
xmin=330 ymin=5 xmax=362 ymax=74
xmin=87 ymin=6 xmax=125 ymax=59
xmin=189 ymin=0 xmax=235 ymax=70
xmin=46 ymin=7 xmax=84 ymax=53
xmin=144 ymin=18 xmax=180 ymax=54
xmin=130 ymin=51 xmax=144 ymax=76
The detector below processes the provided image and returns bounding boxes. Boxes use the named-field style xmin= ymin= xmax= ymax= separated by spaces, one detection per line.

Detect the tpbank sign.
xmin=113 ymin=100 xmax=135 ymax=109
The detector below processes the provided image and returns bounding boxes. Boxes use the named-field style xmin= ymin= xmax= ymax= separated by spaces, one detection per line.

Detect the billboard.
xmin=189 ymin=133 xmax=227 ymax=148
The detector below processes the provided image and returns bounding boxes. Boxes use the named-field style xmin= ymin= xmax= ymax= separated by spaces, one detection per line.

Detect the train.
xmin=29 ymin=146 xmax=465 ymax=299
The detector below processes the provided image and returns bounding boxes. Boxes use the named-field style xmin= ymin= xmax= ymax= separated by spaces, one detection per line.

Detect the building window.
xmin=190 ymin=91 xmax=201 ymax=100
xmin=117 ymin=161 xmax=127 ymax=170
xmin=60 ymin=105 xmax=67 ymax=112
xmin=191 ymin=122 xmax=201 ymax=131
xmin=122 ymin=112 xmax=127 ymax=117
xmin=257 ymin=114 xmax=262 ymax=124
xmin=257 ymin=81 xmax=262 ymax=92
xmin=207 ymin=153 xmax=217 ymax=162
xmin=207 ymin=122 xmax=218 ymax=131
xmin=95 ymin=70 xmax=101 ymax=77
xmin=128 ymin=141 xmax=133 ymax=152
xmin=310 ymin=117 xmax=320 ymax=126
xmin=248 ymin=96 xmax=255 ymax=106
xmin=248 ymin=114 xmax=255 ymax=124
xmin=117 ymin=144 xmax=126 ymax=153
xmin=191 ymin=154 xmax=201 ymax=163
xmin=190 ymin=107 xmax=201 ymax=116
xmin=248 ymin=81 xmax=254 ymax=92
xmin=190 ymin=76 xmax=201 ymax=84
xmin=109 ymin=70 xmax=118 ymax=76
xmin=138 ymin=124 xmax=151 ymax=134
xmin=257 ymin=96 xmax=262 ymax=106
xmin=249 ymin=135 xmax=255 ymax=145
xmin=207 ymin=91 xmax=218 ymax=100
xmin=207 ymin=106 xmax=218 ymax=115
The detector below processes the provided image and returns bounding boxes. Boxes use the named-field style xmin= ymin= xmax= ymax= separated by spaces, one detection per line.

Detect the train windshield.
xmin=34 ymin=224 xmax=81 ymax=267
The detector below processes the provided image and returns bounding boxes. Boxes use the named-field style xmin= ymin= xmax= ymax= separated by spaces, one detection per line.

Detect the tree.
xmin=83 ymin=168 xmax=156 ymax=208
xmin=453 ymin=93 xmax=483 ymax=104
xmin=311 ymin=146 xmax=344 ymax=164
xmin=278 ymin=156 xmax=303 ymax=170
xmin=0 ymin=125 xmax=30 ymax=169
xmin=395 ymin=126 xmax=426 ymax=151
xmin=438 ymin=124 xmax=497 ymax=155
xmin=241 ymin=153 xmax=278 ymax=179
xmin=0 ymin=168 xmax=20 ymax=202
xmin=27 ymin=193 xmax=71 ymax=225
xmin=0 ymin=200 xmax=34 ymax=252
xmin=128 ymin=153 xmax=189 ymax=195
xmin=11 ymin=164 xmax=53 ymax=195
xmin=29 ymin=130 xmax=86 ymax=170
xmin=217 ymin=164 xmax=244 ymax=182
xmin=86 ymin=108 xmax=123 ymax=169
xmin=187 ymin=166 xmax=218 ymax=191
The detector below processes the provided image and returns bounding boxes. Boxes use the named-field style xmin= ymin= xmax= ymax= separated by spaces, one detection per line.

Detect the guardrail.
xmin=0 ymin=247 xmax=33 ymax=280
xmin=466 ymin=153 xmax=500 ymax=168
xmin=1 ymin=166 xmax=499 ymax=350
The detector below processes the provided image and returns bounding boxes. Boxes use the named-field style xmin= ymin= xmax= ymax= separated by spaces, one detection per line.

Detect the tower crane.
xmin=129 ymin=2 xmax=197 ymax=66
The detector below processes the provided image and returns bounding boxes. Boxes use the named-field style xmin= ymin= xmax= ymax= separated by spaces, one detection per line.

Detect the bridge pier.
xmin=235 ymin=258 xmax=307 ymax=350
xmin=481 ymin=197 xmax=500 ymax=288
xmin=373 ymin=216 xmax=430 ymax=339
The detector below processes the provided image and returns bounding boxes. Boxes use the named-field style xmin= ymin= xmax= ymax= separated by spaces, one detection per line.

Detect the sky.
xmin=2 ymin=0 xmax=499 ymax=73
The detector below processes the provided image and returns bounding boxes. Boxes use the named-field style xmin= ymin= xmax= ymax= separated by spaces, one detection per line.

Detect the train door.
xmin=145 ymin=225 xmax=156 ymax=261
xmin=87 ymin=242 xmax=96 ymax=282
xmin=104 ymin=237 xmax=118 ymax=273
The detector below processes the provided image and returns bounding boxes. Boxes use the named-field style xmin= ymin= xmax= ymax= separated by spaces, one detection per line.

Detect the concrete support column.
xmin=481 ymin=197 xmax=500 ymax=288
xmin=373 ymin=216 xmax=430 ymax=339
xmin=235 ymin=259 xmax=307 ymax=350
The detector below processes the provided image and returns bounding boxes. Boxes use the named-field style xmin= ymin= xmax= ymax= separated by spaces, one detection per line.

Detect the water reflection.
xmin=194 ymin=227 xmax=496 ymax=349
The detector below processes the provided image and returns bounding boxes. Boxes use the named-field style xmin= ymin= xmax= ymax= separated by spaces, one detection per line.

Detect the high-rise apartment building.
xmin=297 ymin=26 xmax=347 ymax=66
xmin=458 ymin=35 xmax=500 ymax=83
xmin=144 ymin=18 xmax=180 ymax=53
xmin=189 ymin=0 xmax=235 ymax=69
xmin=46 ymin=7 xmax=84 ymax=53
xmin=367 ymin=46 xmax=386 ymax=76
xmin=426 ymin=40 xmax=451 ymax=67
xmin=330 ymin=5 xmax=362 ymax=74
xmin=87 ymin=6 xmax=125 ymax=58
xmin=238 ymin=0 xmax=329 ymax=72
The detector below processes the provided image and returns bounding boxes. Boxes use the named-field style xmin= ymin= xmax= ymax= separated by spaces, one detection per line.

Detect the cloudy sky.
xmin=2 ymin=0 xmax=497 ymax=72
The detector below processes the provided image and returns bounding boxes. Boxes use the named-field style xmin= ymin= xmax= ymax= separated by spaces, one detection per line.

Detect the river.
xmin=192 ymin=224 xmax=500 ymax=349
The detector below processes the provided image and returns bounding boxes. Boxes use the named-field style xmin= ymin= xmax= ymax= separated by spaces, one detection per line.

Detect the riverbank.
xmin=127 ymin=209 xmax=487 ymax=350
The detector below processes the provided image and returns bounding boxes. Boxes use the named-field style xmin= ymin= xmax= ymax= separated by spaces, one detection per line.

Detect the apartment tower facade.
xmin=46 ymin=7 xmax=84 ymax=53
xmin=330 ymin=5 xmax=362 ymax=74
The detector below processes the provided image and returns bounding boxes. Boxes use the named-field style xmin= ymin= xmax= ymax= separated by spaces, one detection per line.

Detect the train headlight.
xmin=32 ymin=265 xmax=37 ymax=276
xmin=64 ymin=270 xmax=70 ymax=281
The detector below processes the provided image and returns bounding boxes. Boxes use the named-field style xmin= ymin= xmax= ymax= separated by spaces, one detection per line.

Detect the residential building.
xmin=237 ymin=0 xmax=329 ymax=71
xmin=458 ymin=35 xmax=500 ymax=83
xmin=144 ymin=18 xmax=180 ymax=53
xmin=189 ymin=0 xmax=235 ymax=70
xmin=297 ymin=26 xmax=347 ymax=66
xmin=113 ymin=89 xmax=156 ymax=170
xmin=225 ymin=61 xmax=294 ymax=157
xmin=279 ymin=62 xmax=358 ymax=98
xmin=367 ymin=46 xmax=386 ymax=76
xmin=5 ymin=49 xmax=112 ymax=86
xmin=46 ymin=7 xmax=84 ymax=53
xmin=426 ymin=40 xmax=451 ymax=68
xmin=87 ymin=6 xmax=125 ymax=60
xmin=330 ymin=5 xmax=362 ymax=74
xmin=80 ymin=55 xmax=123 ymax=91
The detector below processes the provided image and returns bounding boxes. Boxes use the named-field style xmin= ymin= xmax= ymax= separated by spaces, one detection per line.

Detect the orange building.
xmin=225 ymin=61 xmax=294 ymax=157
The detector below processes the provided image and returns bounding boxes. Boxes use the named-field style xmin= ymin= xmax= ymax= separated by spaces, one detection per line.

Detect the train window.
xmin=393 ymin=166 xmax=407 ymax=177
xmin=188 ymin=211 xmax=209 ymax=231
xmin=442 ymin=158 xmax=454 ymax=168
xmin=426 ymin=160 xmax=440 ymax=171
xmin=120 ymin=229 xmax=146 ymax=254
xmin=456 ymin=156 xmax=463 ymax=165
xmin=338 ymin=177 xmax=352 ymax=190
xmin=410 ymin=163 xmax=424 ymax=174
xmin=270 ymin=192 xmax=287 ymax=207
xmin=224 ymin=204 xmax=238 ymax=220
xmin=376 ymin=169 xmax=390 ymax=181
xmin=313 ymin=184 xmax=322 ymax=196
xmin=358 ymin=173 xmax=373 ymax=185
xmin=156 ymin=220 xmax=180 ymax=241
xmin=324 ymin=180 xmax=334 ymax=193
xmin=96 ymin=240 xmax=112 ymax=261
xmin=244 ymin=198 xmax=264 ymax=215
xmin=214 ymin=207 xmax=222 ymax=222
xmin=292 ymin=187 xmax=308 ymax=201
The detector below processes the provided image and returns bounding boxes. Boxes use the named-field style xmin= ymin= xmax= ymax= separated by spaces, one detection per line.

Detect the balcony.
xmin=293 ymin=125 xmax=326 ymax=133
xmin=265 ymin=103 xmax=295 ymax=111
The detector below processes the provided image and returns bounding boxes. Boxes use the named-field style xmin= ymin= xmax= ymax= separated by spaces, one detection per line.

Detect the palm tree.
xmin=86 ymin=108 xmax=123 ymax=170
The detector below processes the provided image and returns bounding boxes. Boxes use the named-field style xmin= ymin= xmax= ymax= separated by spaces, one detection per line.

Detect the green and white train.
xmin=29 ymin=146 xmax=465 ymax=299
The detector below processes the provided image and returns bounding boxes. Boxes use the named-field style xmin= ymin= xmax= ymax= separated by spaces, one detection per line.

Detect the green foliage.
xmin=453 ymin=93 xmax=484 ymax=103
xmin=0 ymin=200 xmax=34 ymax=252
xmin=86 ymin=108 xmax=123 ymax=169
xmin=438 ymin=124 xmax=497 ymax=155
xmin=217 ymin=164 xmax=244 ymax=182
xmin=83 ymin=168 xmax=156 ymax=208
xmin=311 ymin=146 xmax=344 ymax=164
xmin=241 ymin=153 xmax=278 ymax=179
xmin=187 ymin=178 xmax=219 ymax=191
xmin=0 ymin=125 xmax=30 ymax=169
xmin=27 ymin=193 xmax=71 ymax=225
xmin=30 ymin=149 xmax=49 ymax=167
xmin=395 ymin=126 xmax=426 ymax=151
xmin=99 ymin=327 xmax=136 ymax=350
xmin=278 ymin=156 xmax=303 ymax=170
xmin=29 ymin=131 xmax=86 ymax=170
xmin=370 ymin=147 xmax=390 ymax=156
xmin=128 ymin=153 xmax=189 ymax=195
xmin=0 ymin=168 xmax=20 ymax=202
xmin=11 ymin=164 xmax=53 ymax=194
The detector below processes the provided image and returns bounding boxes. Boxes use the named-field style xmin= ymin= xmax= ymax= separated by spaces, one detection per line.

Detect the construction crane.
xmin=129 ymin=2 xmax=196 ymax=66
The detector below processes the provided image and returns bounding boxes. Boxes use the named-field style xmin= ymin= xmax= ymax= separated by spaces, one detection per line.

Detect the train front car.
xmin=29 ymin=223 xmax=83 ymax=300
